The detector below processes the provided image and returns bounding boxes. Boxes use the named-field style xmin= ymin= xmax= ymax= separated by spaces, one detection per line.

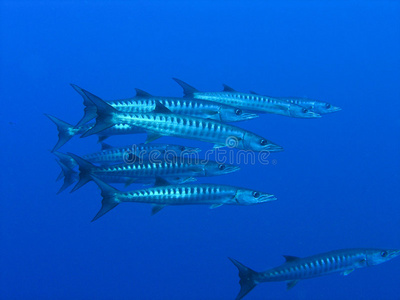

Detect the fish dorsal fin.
xmin=250 ymin=91 xmax=259 ymax=95
xmin=283 ymin=255 xmax=300 ymax=262
xmin=151 ymin=204 xmax=166 ymax=215
xmin=135 ymin=88 xmax=152 ymax=98
xmin=342 ymin=269 xmax=355 ymax=276
xmin=222 ymin=84 xmax=236 ymax=92
xmin=154 ymin=176 xmax=170 ymax=187
xmin=101 ymin=142 xmax=113 ymax=150
xmin=97 ymin=135 xmax=109 ymax=143
xmin=172 ymin=78 xmax=199 ymax=96
xmin=286 ymin=280 xmax=299 ymax=290
xmin=154 ymin=100 xmax=172 ymax=114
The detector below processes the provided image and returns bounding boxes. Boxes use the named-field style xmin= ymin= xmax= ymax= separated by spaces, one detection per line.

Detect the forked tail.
xmin=67 ymin=153 xmax=97 ymax=192
xmin=70 ymin=84 xmax=98 ymax=127
xmin=55 ymin=160 xmax=78 ymax=194
xmin=79 ymin=89 xmax=117 ymax=137
xmin=90 ymin=176 xmax=120 ymax=222
xmin=229 ymin=257 xmax=259 ymax=300
xmin=45 ymin=114 xmax=76 ymax=152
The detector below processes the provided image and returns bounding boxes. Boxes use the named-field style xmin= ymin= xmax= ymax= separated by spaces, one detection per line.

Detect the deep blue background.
xmin=1 ymin=1 xmax=399 ymax=299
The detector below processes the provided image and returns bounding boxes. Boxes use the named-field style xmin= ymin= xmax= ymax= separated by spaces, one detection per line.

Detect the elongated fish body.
xmin=71 ymin=84 xmax=258 ymax=127
xmin=54 ymin=143 xmax=200 ymax=170
xmin=90 ymin=176 xmax=277 ymax=221
xmin=172 ymin=79 xmax=321 ymax=118
xmin=67 ymin=153 xmax=240 ymax=192
xmin=45 ymin=114 xmax=145 ymax=152
xmin=81 ymin=91 xmax=283 ymax=152
xmin=230 ymin=248 xmax=400 ymax=300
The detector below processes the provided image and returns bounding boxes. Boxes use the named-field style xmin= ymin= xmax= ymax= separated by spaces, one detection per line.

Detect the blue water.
xmin=1 ymin=1 xmax=399 ymax=299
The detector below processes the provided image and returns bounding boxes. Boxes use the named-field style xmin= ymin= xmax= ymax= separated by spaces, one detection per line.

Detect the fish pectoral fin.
xmin=283 ymin=255 xmax=301 ymax=262
xmin=151 ymin=204 xmax=166 ymax=215
xmin=213 ymin=144 xmax=225 ymax=149
xmin=124 ymin=178 xmax=138 ymax=187
xmin=146 ymin=132 xmax=163 ymax=143
xmin=342 ymin=269 xmax=355 ymax=276
xmin=210 ymin=204 xmax=223 ymax=209
xmin=286 ymin=280 xmax=299 ymax=290
xmin=154 ymin=176 xmax=170 ymax=187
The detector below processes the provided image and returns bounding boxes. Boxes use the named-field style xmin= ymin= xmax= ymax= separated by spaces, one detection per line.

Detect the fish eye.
xmin=235 ymin=109 xmax=242 ymax=115
xmin=252 ymin=192 xmax=260 ymax=198
xmin=302 ymin=108 xmax=308 ymax=113
xmin=326 ymin=103 xmax=331 ymax=109
xmin=218 ymin=164 xmax=226 ymax=170
xmin=260 ymin=139 xmax=268 ymax=146
xmin=180 ymin=146 xmax=185 ymax=151
xmin=381 ymin=251 xmax=388 ymax=257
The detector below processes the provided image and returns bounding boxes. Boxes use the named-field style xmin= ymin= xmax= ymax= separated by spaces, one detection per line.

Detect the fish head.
xmin=203 ymin=162 xmax=240 ymax=176
xmin=234 ymin=189 xmax=277 ymax=205
xmin=219 ymin=106 xmax=259 ymax=122
xmin=312 ymin=102 xmax=341 ymax=114
xmin=288 ymin=104 xmax=321 ymax=118
xmin=241 ymin=133 xmax=284 ymax=152
xmin=165 ymin=144 xmax=201 ymax=156
xmin=366 ymin=249 xmax=400 ymax=266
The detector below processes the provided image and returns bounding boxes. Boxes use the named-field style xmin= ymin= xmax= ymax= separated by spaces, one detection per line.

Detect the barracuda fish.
xmin=250 ymin=91 xmax=341 ymax=115
xmin=230 ymin=248 xmax=400 ymax=299
xmin=90 ymin=176 xmax=277 ymax=221
xmin=173 ymin=78 xmax=321 ymax=118
xmin=67 ymin=152 xmax=240 ymax=192
xmin=54 ymin=142 xmax=200 ymax=172
xmin=71 ymin=84 xmax=258 ymax=127
xmin=45 ymin=114 xmax=145 ymax=152
xmin=80 ymin=90 xmax=284 ymax=152
xmin=55 ymin=160 xmax=194 ymax=194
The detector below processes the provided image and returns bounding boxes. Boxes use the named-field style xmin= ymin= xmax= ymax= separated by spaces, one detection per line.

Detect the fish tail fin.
xmin=79 ymin=90 xmax=117 ymax=137
xmin=229 ymin=257 xmax=259 ymax=300
xmin=55 ymin=160 xmax=78 ymax=194
xmin=67 ymin=153 xmax=96 ymax=192
xmin=70 ymin=84 xmax=97 ymax=127
xmin=45 ymin=114 xmax=76 ymax=152
xmin=90 ymin=176 xmax=120 ymax=222
xmin=172 ymin=78 xmax=199 ymax=96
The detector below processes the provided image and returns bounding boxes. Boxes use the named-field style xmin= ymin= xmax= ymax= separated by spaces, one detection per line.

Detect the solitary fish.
xmin=230 ymin=248 xmax=400 ymax=299
xmin=250 ymin=91 xmax=341 ymax=115
xmin=173 ymin=79 xmax=321 ymax=118
xmin=81 ymin=90 xmax=283 ymax=152
xmin=90 ymin=176 xmax=277 ymax=221
xmin=71 ymin=84 xmax=258 ymax=127
xmin=67 ymin=153 xmax=240 ymax=192
xmin=45 ymin=114 xmax=145 ymax=152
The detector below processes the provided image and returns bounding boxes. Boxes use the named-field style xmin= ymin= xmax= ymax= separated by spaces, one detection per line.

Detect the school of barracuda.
xmin=47 ymin=79 xmax=399 ymax=299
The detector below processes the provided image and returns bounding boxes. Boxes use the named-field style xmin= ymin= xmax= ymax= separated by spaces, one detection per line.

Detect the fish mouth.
xmin=259 ymin=194 xmax=277 ymax=202
xmin=240 ymin=113 xmax=259 ymax=121
xmin=329 ymin=106 xmax=342 ymax=113
xmin=266 ymin=143 xmax=284 ymax=152
xmin=389 ymin=249 xmax=400 ymax=258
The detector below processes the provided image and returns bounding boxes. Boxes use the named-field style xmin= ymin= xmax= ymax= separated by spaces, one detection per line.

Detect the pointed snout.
xmin=266 ymin=143 xmax=284 ymax=152
xmin=259 ymin=194 xmax=277 ymax=203
xmin=224 ymin=165 xmax=241 ymax=174
xmin=329 ymin=106 xmax=342 ymax=113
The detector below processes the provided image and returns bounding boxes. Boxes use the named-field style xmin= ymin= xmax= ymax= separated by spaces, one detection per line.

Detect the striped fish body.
xmin=91 ymin=160 xmax=206 ymax=178
xmin=258 ymin=249 xmax=369 ymax=283
xmin=118 ymin=184 xmax=237 ymax=206
xmin=113 ymin=112 xmax=280 ymax=152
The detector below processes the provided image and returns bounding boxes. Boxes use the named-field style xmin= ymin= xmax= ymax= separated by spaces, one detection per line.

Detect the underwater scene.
xmin=1 ymin=1 xmax=399 ymax=299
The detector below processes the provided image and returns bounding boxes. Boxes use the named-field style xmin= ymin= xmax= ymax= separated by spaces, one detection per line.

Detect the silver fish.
xmin=81 ymin=90 xmax=284 ymax=152
xmin=67 ymin=153 xmax=240 ymax=192
xmin=173 ymin=79 xmax=321 ymax=118
xmin=90 ymin=176 xmax=277 ymax=221
xmin=230 ymin=248 xmax=400 ymax=299
xmin=71 ymin=84 xmax=258 ymax=127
